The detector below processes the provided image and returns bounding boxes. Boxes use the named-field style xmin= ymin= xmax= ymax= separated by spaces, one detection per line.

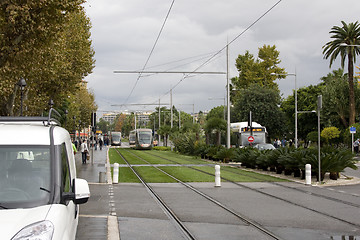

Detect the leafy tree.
xmin=323 ymin=21 xmax=360 ymax=126
xmin=0 ymin=0 xmax=85 ymax=67
xmin=97 ymin=118 xmax=110 ymax=134
xmin=114 ymin=114 xmax=127 ymax=132
xmin=121 ymin=113 xmax=135 ymax=137
xmin=232 ymin=84 xmax=285 ymax=139
xmin=320 ymin=69 xmax=360 ymax=128
xmin=0 ymin=1 xmax=94 ymax=116
xmin=281 ymin=85 xmax=322 ymax=141
xmin=158 ymin=125 xmax=171 ymax=147
xmin=204 ymin=117 xmax=226 ymax=146
xmin=321 ymin=127 xmax=341 ymax=145
xmin=231 ymin=45 xmax=286 ymax=91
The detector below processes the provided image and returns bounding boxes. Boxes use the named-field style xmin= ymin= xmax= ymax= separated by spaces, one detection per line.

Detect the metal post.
xmin=226 ymin=43 xmax=231 ymax=149
xmin=317 ymin=95 xmax=322 ymax=183
xmin=170 ymin=88 xmax=173 ymax=129
xmin=295 ymin=69 xmax=298 ymax=148
xmin=158 ymin=99 xmax=161 ymax=144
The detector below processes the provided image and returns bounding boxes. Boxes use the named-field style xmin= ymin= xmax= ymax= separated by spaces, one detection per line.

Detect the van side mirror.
xmin=74 ymin=178 xmax=90 ymax=204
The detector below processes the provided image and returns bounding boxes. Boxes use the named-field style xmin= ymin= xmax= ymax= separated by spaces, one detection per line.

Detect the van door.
xmin=60 ymin=143 xmax=78 ymax=239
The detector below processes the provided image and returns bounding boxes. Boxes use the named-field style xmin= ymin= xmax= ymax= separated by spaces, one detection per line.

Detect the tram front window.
xmin=139 ymin=132 xmax=152 ymax=144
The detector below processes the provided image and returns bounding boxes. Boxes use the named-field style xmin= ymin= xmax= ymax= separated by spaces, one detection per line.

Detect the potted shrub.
xmin=215 ymin=147 xmax=235 ymax=163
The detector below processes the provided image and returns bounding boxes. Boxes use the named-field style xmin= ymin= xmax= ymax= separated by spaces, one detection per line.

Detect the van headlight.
xmin=12 ymin=221 xmax=54 ymax=240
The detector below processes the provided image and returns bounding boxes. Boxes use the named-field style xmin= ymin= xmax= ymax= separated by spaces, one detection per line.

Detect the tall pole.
xmin=20 ymin=89 xmax=24 ymax=116
xmin=317 ymin=95 xmax=322 ymax=183
xmin=170 ymin=88 xmax=173 ymax=129
xmin=226 ymin=43 xmax=231 ymax=149
xmin=295 ymin=69 xmax=298 ymax=148
xmin=158 ymin=98 xmax=161 ymax=144
xmin=192 ymin=103 xmax=195 ymax=123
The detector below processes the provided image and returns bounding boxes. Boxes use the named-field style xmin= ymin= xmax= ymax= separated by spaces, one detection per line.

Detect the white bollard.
xmin=305 ymin=164 xmax=311 ymax=185
xmin=215 ymin=165 xmax=221 ymax=187
xmin=113 ymin=163 xmax=119 ymax=184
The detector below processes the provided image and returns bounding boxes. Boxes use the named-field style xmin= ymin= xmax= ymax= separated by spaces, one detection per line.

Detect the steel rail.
xmin=114 ymin=149 xmax=197 ymax=240
xmin=125 ymin=149 xmax=284 ymax=240
xmin=143 ymin=150 xmax=360 ymax=229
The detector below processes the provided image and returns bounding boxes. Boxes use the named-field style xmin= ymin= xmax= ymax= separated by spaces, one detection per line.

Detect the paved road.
xmin=75 ymin=146 xmax=360 ymax=240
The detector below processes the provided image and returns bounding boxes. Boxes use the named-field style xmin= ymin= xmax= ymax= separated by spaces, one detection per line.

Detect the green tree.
xmin=321 ymin=127 xmax=341 ymax=145
xmin=158 ymin=125 xmax=171 ymax=147
xmin=232 ymin=84 xmax=285 ymax=139
xmin=0 ymin=1 xmax=94 ymax=116
xmin=204 ymin=117 xmax=226 ymax=146
xmin=323 ymin=21 xmax=360 ymax=126
xmin=281 ymin=85 xmax=322 ymax=141
xmin=97 ymin=118 xmax=110 ymax=135
xmin=321 ymin=69 xmax=355 ymax=128
xmin=0 ymin=0 xmax=85 ymax=67
xmin=231 ymin=45 xmax=286 ymax=91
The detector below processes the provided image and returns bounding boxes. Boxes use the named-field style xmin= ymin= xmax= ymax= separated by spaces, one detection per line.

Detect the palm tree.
xmin=323 ymin=21 xmax=360 ymax=126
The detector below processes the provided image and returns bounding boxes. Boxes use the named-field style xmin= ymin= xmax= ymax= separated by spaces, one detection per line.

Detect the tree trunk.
xmin=216 ymin=131 xmax=221 ymax=146
xmin=339 ymin=114 xmax=348 ymax=128
xmin=5 ymin=84 xmax=18 ymax=116
xmin=348 ymin=52 xmax=355 ymax=126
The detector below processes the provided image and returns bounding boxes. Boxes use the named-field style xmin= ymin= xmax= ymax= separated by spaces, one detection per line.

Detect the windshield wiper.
xmin=40 ymin=187 xmax=51 ymax=193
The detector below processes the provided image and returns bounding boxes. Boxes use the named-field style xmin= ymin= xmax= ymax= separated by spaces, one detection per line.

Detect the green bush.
xmin=234 ymin=148 xmax=259 ymax=168
xmin=215 ymin=147 xmax=235 ymax=163
xmin=153 ymin=146 xmax=171 ymax=151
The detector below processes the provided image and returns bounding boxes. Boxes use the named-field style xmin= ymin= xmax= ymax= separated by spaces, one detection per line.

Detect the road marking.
xmin=108 ymin=215 xmax=120 ymax=240
xmin=79 ymin=214 xmax=108 ymax=218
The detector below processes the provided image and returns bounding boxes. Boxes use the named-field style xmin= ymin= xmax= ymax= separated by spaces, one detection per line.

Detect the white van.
xmin=0 ymin=114 xmax=90 ymax=240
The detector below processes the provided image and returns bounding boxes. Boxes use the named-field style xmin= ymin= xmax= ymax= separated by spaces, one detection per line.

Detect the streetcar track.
xmin=133 ymin=149 xmax=360 ymax=229
xmin=149 ymin=150 xmax=360 ymax=208
xmin=115 ymin=149 xmax=196 ymax=240
xmin=120 ymin=149 xmax=284 ymax=240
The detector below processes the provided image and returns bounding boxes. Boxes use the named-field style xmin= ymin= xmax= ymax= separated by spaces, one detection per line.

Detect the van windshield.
xmin=0 ymin=146 xmax=51 ymax=208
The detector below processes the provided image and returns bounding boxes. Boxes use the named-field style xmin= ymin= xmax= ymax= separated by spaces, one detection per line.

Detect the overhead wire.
xmin=157 ymin=0 xmax=283 ymax=103
xmin=123 ymin=0 xmax=176 ymax=105
xmin=111 ymin=0 xmax=282 ymax=113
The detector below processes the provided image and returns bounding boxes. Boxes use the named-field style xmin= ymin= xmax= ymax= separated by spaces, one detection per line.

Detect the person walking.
xmin=354 ymin=139 xmax=359 ymax=154
xmin=80 ymin=139 xmax=89 ymax=164
xmin=99 ymin=138 xmax=103 ymax=150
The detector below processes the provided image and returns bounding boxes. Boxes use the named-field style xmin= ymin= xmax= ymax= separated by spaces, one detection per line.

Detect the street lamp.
xmin=271 ymin=72 xmax=298 ymax=148
xmin=17 ymin=78 xmax=27 ymax=116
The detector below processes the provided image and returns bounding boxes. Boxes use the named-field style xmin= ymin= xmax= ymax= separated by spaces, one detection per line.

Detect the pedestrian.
xmin=354 ymin=139 xmax=359 ymax=154
xmin=273 ymin=139 xmax=278 ymax=148
xmin=99 ymin=138 xmax=103 ymax=150
xmin=72 ymin=142 xmax=77 ymax=155
xmin=94 ymin=138 xmax=98 ymax=150
xmin=80 ymin=139 xmax=89 ymax=164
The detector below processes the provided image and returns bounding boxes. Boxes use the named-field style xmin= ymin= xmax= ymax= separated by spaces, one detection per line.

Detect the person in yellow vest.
xmin=72 ymin=142 xmax=77 ymax=155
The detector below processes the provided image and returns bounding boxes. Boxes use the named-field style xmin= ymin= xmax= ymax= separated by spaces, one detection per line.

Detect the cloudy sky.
xmin=83 ymin=0 xmax=359 ymax=117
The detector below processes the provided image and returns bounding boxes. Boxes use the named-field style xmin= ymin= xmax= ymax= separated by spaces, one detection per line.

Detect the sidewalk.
xmin=75 ymin=146 xmax=112 ymax=240
xmin=227 ymin=162 xmax=360 ymax=187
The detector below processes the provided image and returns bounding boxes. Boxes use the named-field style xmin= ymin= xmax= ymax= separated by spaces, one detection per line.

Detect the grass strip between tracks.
xmin=110 ymin=148 xmax=288 ymax=183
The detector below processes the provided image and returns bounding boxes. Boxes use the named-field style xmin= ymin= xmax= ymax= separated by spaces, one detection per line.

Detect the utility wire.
xmin=158 ymin=0 xmax=283 ymax=102
xmin=123 ymin=0 xmax=176 ymax=105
